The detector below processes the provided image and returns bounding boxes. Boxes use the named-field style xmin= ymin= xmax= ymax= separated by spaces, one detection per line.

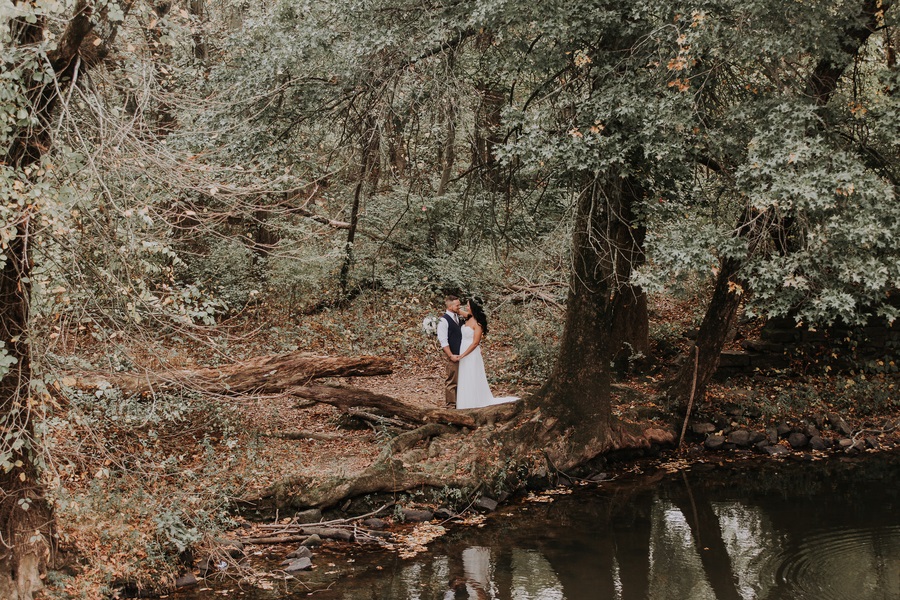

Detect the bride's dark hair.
xmin=468 ymin=299 xmax=489 ymax=335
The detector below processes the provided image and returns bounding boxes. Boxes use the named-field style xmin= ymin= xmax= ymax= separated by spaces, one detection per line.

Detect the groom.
xmin=436 ymin=295 xmax=462 ymax=408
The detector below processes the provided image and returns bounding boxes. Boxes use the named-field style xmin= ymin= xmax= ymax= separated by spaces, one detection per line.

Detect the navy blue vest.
xmin=443 ymin=314 xmax=462 ymax=355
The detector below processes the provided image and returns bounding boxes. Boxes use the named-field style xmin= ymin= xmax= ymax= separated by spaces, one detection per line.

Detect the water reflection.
xmin=333 ymin=454 xmax=900 ymax=600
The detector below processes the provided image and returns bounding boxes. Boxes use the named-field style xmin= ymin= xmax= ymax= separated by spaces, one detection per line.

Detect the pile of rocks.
xmin=691 ymin=413 xmax=897 ymax=456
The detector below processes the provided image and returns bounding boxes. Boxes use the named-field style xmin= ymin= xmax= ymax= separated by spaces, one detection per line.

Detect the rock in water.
xmin=284 ymin=557 xmax=313 ymax=572
xmin=704 ymin=434 xmax=725 ymax=450
xmin=400 ymin=508 xmax=434 ymax=523
xmin=474 ymin=496 xmax=498 ymax=512
xmin=287 ymin=546 xmax=312 ymax=559
xmin=787 ymin=433 xmax=808 ymax=449
xmin=727 ymin=430 xmax=752 ymax=447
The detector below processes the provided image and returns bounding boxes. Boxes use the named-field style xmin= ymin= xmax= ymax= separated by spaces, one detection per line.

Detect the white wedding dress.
xmin=456 ymin=325 xmax=519 ymax=410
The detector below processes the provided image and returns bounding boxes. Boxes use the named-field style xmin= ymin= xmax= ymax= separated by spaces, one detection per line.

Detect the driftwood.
xmin=77 ymin=352 xmax=392 ymax=395
xmin=241 ymin=526 xmax=360 ymax=544
xmin=384 ymin=424 xmax=456 ymax=456
xmin=288 ymin=384 xmax=481 ymax=428
xmin=258 ymin=503 xmax=395 ymax=530
xmin=241 ymin=535 xmax=310 ymax=545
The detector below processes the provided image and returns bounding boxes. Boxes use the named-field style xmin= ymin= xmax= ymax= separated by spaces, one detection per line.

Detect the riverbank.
xmin=167 ymin=448 xmax=900 ymax=599
xmin=40 ymin=292 xmax=900 ymax=598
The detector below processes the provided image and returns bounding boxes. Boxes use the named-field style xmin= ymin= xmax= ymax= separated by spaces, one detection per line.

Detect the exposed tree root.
xmin=246 ymin=406 xmax=675 ymax=511
xmin=346 ymin=408 xmax=415 ymax=430
xmin=289 ymin=384 xmax=518 ymax=428
xmin=76 ymin=352 xmax=392 ymax=395
xmin=382 ymin=424 xmax=457 ymax=457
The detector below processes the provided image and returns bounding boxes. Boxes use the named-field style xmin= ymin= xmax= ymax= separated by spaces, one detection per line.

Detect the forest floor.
xmin=43 ymin=291 xmax=900 ymax=598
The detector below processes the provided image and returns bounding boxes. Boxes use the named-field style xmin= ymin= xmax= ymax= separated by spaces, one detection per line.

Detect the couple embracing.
xmin=437 ymin=295 xmax=519 ymax=410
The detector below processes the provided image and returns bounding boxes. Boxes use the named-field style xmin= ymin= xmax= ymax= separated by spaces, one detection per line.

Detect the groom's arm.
xmin=436 ymin=317 xmax=452 ymax=357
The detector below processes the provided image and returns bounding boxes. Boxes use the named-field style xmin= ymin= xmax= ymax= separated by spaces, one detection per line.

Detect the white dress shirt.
xmin=436 ymin=310 xmax=458 ymax=349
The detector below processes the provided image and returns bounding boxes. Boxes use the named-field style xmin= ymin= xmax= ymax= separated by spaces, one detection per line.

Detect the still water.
xmin=189 ymin=453 xmax=900 ymax=599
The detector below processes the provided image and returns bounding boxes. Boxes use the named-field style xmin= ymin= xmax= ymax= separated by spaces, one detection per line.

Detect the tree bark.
xmin=535 ymin=179 xmax=618 ymax=433
xmin=2 ymin=2 xmax=104 ymax=596
xmin=339 ymin=180 xmax=363 ymax=299
xmin=604 ymin=178 xmax=650 ymax=373
xmin=437 ymin=55 xmax=458 ymax=196
xmin=665 ymin=258 xmax=744 ymax=411
xmin=77 ymin=352 xmax=393 ymax=395
xmin=0 ymin=228 xmax=53 ymax=600
xmin=471 ymin=31 xmax=505 ymax=190
xmin=142 ymin=0 xmax=177 ymax=135
xmin=339 ymin=120 xmax=378 ymax=299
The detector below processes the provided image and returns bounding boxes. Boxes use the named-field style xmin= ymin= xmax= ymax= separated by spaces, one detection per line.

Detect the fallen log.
xmin=77 ymin=352 xmax=393 ymax=395
xmin=346 ymin=408 xmax=415 ymax=430
xmin=288 ymin=384 xmax=479 ymax=428
xmin=264 ymin=430 xmax=371 ymax=442
xmin=257 ymin=502 xmax=394 ymax=529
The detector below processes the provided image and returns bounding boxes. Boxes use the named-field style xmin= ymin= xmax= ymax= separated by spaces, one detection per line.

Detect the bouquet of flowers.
xmin=421 ymin=315 xmax=439 ymax=336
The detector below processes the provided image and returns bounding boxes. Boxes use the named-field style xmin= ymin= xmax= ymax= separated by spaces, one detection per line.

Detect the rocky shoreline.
xmin=686 ymin=410 xmax=898 ymax=457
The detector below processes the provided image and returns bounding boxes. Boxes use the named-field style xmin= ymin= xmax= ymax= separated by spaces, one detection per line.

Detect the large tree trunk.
xmin=0 ymin=232 xmax=53 ymax=600
xmin=605 ymin=178 xmax=650 ymax=373
xmin=535 ymin=178 xmax=620 ymax=434
xmin=1 ymin=3 xmax=101 ymax=596
xmin=610 ymin=290 xmax=650 ymax=373
xmin=538 ymin=173 xmax=650 ymax=421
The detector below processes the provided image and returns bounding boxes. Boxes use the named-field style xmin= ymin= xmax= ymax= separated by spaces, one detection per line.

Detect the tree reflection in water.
xmin=311 ymin=455 xmax=900 ymax=599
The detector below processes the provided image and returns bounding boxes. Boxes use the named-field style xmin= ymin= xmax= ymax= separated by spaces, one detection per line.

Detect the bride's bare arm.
xmin=458 ymin=325 xmax=483 ymax=359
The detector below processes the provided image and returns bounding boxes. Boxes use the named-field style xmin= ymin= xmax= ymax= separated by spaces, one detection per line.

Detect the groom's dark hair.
xmin=444 ymin=295 xmax=459 ymax=305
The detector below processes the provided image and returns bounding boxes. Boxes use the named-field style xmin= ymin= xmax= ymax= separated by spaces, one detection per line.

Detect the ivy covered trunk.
xmin=1 ymin=2 xmax=99 ymax=595
xmin=0 ymin=225 xmax=52 ymax=600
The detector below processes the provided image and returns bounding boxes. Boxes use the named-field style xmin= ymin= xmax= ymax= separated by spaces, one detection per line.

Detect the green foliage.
xmin=42 ymin=385 xmax=242 ymax=582
xmin=4 ymin=0 xmax=900 ymax=590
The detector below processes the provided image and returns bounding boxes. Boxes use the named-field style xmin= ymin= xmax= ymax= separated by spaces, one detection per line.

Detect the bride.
xmin=455 ymin=300 xmax=519 ymax=410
